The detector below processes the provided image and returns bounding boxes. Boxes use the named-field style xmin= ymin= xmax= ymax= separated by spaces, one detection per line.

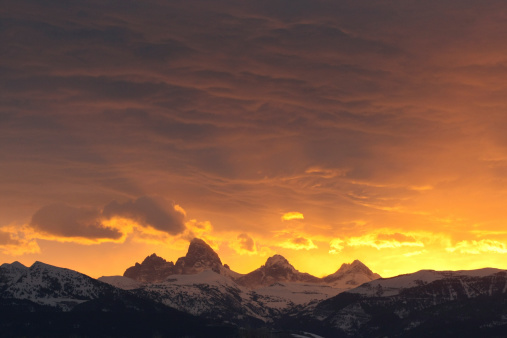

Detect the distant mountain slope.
xmin=0 ymin=261 xmax=28 ymax=289
xmin=101 ymin=239 xmax=382 ymax=325
xmin=323 ymin=259 xmax=381 ymax=288
xmin=235 ymin=255 xmax=321 ymax=288
xmin=1 ymin=261 xmax=119 ymax=310
xmin=289 ymin=269 xmax=507 ymax=337
xmin=0 ymin=261 xmax=234 ymax=337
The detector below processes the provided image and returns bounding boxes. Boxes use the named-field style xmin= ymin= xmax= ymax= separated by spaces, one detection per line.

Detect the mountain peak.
xmin=1 ymin=261 xmax=27 ymax=270
xmin=124 ymin=254 xmax=175 ymax=283
xmin=236 ymin=254 xmax=320 ymax=288
xmin=182 ymin=238 xmax=222 ymax=273
xmin=123 ymin=238 xmax=224 ymax=282
xmin=141 ymin=253 xmax=167 ymax=265
xmin=10 ymin=261 xmax=27 ymax=269
xmin=265 ymin=254 xmax=291 ymax=268
xmin=323 ymin=259 xmax=380 ymax=285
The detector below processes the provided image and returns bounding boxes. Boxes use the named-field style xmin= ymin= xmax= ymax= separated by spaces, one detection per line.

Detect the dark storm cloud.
xmin=102 ymin=196 xmax=185 ymax=234
xmin=31 ymin=204 xmax=122 ymax=239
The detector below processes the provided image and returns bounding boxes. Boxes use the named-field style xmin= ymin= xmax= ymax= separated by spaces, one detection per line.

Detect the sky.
xmin=2 ymin=0 xmax=507 ymax=278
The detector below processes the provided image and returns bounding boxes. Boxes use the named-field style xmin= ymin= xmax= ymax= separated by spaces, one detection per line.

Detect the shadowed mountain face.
xmin=235 ymin=254 xmax=321 ymax=288
xmin=124 ymin=238 xmax=223 ymax=282
xmin=122 ymin=238 xmax=380 ymax=289
xmin=0 ymin=261 xmax=28 ymax=289
xmin=323 ymin=259 xmax=381 ymax=286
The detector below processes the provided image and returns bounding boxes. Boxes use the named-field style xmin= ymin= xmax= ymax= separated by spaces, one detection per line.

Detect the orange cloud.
xmin=329 ymin=232 xmax=425 ymax=253
xmin=0 ymin=225 xmax=40 ymax=255
xmin=446 ymin=239 xmax=507 ymax=254
xmin=277 ymin=236 xmax=317 ymax=250
xmin=230 ymin=233 xmax=258 ymax=255
xmin=281 ymin=212 xmax=304 ymax=221
xmin=329 ymin=238 xmax=345 ymax=254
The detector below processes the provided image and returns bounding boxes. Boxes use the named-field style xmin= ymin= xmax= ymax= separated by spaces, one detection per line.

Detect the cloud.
xmin=0 ymin=226 xmax=40 ymax=255
xmin=446 ymin=240 xmax=507 ymax=254
xmin=181 ymin=219 xmax=214 ymax=242
xmin=102 ymin=196 xmax=185 ymax=235
xmin=0 ymin=231 xmax=15 ymax=245
xmin=230 ymin=233 xmax=258 ymax=255
xmin=24 ymin=196 xmax=187 ymax=246
xmin=238 ymin=233 xmax=255 ymax=252
xmin=329 ymin=232 xmax=425 ymax=252
xmin=31 ymin=204 xmax=122 ymax=240
xmin=329 ymin=238 xmax=345 ymax=254
xmin=281 ymin=212 xmax=304 ymax=221
xmin=347 ymin=233 xmax=424 ymax=250
xmin=278 ymin=236 xmax=317 ymax=250
xmin=3 ymin=0 xmax=507 ymax=273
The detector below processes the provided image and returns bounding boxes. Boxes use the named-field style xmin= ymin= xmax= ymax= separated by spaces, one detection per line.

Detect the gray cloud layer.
xmin=102 ymin=196 xmax=185 ymax=235
xmin=31 ymin=204 xmax=122 ymax=240
xmin=29 ymin=197 xmax=185 ymax=240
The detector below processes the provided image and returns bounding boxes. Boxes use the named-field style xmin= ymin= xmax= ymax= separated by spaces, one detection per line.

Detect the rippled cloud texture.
xmin=2 ymin=0 xmax=507 ymax=277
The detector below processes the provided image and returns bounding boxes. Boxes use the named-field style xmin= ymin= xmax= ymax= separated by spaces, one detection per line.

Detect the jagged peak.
xmin=185 ymin=238 xmax=222 ymax=264
xmin=265 ymin=255 xmax=293 ymax=268
xmin=141 ymin=253 xmax=168 ymax=265
xmin=190 ymin=237 xmax=208 ymax=246
xmin=351 ymin=259 xmax=365 ymax=266
xmin=31 ymin=261 xmax=50 ymax=268
xmin=327 ymin=259 xmax=377 ymax=279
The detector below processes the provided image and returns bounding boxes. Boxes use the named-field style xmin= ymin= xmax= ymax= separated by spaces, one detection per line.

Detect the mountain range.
xmin=2 ymin=238 xmax=507 ymax=337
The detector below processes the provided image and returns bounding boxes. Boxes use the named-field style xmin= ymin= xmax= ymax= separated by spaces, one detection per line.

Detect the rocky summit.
xmin=123 ymin=238 xmax=224 ymax=282
xmin=123 ymin=254 xmax=176 ymax=283
xmin=322 ymin=259 xmax=381 ymax=286
xmin=235 ymin=254 xmax=321 ymax=288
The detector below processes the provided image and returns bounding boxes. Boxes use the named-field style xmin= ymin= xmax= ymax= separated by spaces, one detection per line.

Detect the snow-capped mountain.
xmin=5 ymin=240 xmax=507 ymax=337
xmin=347 ymin=267 xmax=503 ymax=297
xmin=0 ymin=263 xmax=233 ymax=337
xmin=1 ymin=261 xmax=120 ymax=310
xmin=292 ymin=268 xmax=507 ymax=337
xmin=100 ymin=238 xmax=381 ymax=325
xmin=235 ymin=254 xmax=320 ymax=288
xmin=0 ymin=261 xmax=28 ymax=289
xmin=322 ymin=259 xmax=381 ymax=288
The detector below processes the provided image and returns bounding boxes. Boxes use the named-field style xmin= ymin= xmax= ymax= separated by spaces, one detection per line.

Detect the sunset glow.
xmin=2 ymin=1 xmax=507 ymax=279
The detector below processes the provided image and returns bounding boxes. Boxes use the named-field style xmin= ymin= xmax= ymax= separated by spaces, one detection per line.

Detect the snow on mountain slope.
xmin=254 ymin=282 xmax=345 ymax=309
xmin=100 ymin=239 xmax=382 ymax=325
xmin=323 ymin=260 xmax=381 ymax=288
xmin=101 ymin=268 xmax=373 ymax=325
xmin=130 ymin=270 xmax=269 ymax=324
xmin=294 ymin=269 xmax=507 ymax=337
xmin=2 ymin=261 xmax=118 ymax=310
xmin=0 ymin=261 xmax=28 ymax=289
xmin=348 ymin=268 xmax=504 ymax=297
xmin=236 ymin=255 xmax=321 ymax=288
